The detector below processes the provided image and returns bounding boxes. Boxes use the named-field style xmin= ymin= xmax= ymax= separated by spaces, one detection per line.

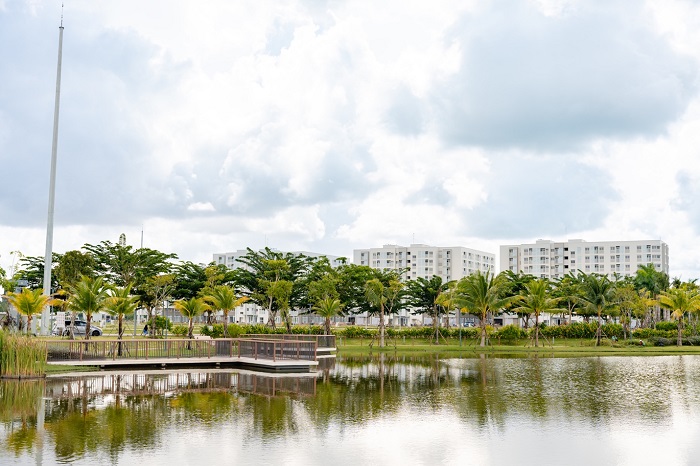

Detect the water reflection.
xmin=2 ymin=356 xmax=700 ymax=465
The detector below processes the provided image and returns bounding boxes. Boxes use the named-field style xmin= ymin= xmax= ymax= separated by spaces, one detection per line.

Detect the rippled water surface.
xmin=2 ymin=355 xmax=700 ymax=465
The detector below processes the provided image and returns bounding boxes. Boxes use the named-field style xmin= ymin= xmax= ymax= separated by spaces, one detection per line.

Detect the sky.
xmin=1 ymin=0 xmax=700 ymax=278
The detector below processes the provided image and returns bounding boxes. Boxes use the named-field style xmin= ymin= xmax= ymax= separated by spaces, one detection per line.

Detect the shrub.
xmin=655 ymin=321 xmax=678 ymax=332
xmin=201 ymin=324 xmax=223 ymax=338
xmin=171 ymin=325 xmax=187 ymax=336
xmin=496 ymin=324 xmax=526 ymax=341
xmin=650 ymin=337 xmax=674 ymax=347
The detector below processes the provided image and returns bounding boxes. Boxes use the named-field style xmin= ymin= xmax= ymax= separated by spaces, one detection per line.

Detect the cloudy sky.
xmin=1 ymin=0 xmax=700 ymax=278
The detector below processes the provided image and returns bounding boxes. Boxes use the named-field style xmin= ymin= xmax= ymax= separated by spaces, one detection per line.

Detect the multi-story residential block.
xmin=353 ymin=243 xmax=496 ymax=282
xmin=500 ymin=239 xmax=669 ymax=280
xmin=352 ymin=244 xmax=496 ymax=327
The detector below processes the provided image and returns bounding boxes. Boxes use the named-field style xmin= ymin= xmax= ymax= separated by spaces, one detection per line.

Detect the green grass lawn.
xmin=335 ymin=336 xmax=700 ymax=357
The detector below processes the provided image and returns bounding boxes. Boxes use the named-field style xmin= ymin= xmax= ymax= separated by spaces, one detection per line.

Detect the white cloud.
xmin=2 ymin=0 xmax=700 ymax=278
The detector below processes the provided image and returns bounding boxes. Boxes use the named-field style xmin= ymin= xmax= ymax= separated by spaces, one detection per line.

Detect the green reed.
xmin=0 ymin=332 xmax=47 ymax=378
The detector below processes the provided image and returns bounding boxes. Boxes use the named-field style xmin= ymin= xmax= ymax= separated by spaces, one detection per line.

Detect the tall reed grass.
xmin=0 ymin=332 xmax=47 ymax=378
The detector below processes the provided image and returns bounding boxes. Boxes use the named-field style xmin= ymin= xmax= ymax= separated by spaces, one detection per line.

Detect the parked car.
xmin=53 ymin=320 xmax=103 ymax=337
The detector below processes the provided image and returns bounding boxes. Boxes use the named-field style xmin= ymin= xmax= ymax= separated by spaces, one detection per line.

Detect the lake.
xmin=2 ymin=354 xmax=700 ymax=465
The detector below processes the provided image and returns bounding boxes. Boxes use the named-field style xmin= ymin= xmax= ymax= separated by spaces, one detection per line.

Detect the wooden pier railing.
xmin=45 ymin=338 xmax=316 ymax=363
xmin=243 ymin=334 xmax=336 ymax=349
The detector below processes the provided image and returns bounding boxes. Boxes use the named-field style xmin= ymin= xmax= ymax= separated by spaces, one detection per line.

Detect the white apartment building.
xmin=353 ymin=244 xmax=496 ymax=326
xmin=212 ymin=249 xmax=344 ymax=325
xmin=500 ymin=239 xmax=669 ymax=280
xmin=353 ymin=244 xmax=496 ymax=283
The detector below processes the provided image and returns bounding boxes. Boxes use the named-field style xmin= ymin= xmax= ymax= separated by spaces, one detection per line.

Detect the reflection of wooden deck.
xmin=48 ymin=356 xmax=318 ymax=372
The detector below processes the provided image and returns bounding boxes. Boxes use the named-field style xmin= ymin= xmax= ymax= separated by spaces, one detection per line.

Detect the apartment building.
xmin=500 ymin=239 xmax=669 ymax=280
xmin=353 ymin=243 xmax=496 ymax=283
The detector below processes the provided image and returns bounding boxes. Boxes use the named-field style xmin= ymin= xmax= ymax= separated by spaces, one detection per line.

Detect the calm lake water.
xmin=2 ymin=354 xmax=700 ymax=466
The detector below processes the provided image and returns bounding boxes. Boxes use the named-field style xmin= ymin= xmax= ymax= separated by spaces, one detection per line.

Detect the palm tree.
xmin=66 ymin=276 xmax=109 ymax=340
xmin=456 ymin=271 xmax=516 ymax=347
xmin=577 ymin=273 xmax=617 ymax=346
xmin=511 ymin=279 xmax=562 ymax=347
xmin=313 ymin=297 xmax=343 ymax=335
xmin=105 ymin=285 xmax=139 ymax=352
xmin=658 ymin=287 xmax=700 ymax=346
xmin=204 ymin=285 xmax=249 ymax=337
xmin=175 ymin=297 xmax=210 ymax=342
xmin=4 ymin=288 xmax=54 ymax=334
xmin=364 ymin=277 xmax=404 ymax=348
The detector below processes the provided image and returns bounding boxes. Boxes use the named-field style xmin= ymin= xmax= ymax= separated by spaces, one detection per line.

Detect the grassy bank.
xmin=335 ymin=336 xmax=700 ymax=357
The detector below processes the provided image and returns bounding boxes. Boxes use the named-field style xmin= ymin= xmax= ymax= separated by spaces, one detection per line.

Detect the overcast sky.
xmin=1 ymin=0 xmax=700 ymax=278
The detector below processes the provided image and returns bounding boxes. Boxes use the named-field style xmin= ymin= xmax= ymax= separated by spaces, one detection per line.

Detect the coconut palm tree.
xmin=364 ymin=277 xmax=404 ymax=348
xmin=511 ymin=279 xmax=562 ymax=347
xmin=456 ymin=271 xmax=517 ymax=347
xmin=4 ymin=288 xmax=54 ymax=334
xmin=313 ymin=297 xmax=343 ymax=335
xmin=204 ymin=285 xmax=249 ymax=337
xmin=105 ymin=285 xmax=139 ymax=352
xmin=577 ymin=273 xmax=617 ymax=346
xmin=658 ymin=287 xmax=700 ymax=346
xmin=175 ymin=297 xmax=210 ymax=342
xmin=66 ymin=276 xmax=110 ymax=340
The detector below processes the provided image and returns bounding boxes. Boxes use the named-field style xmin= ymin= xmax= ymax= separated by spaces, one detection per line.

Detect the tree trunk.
xmin=85 ymin=315 xmax=92 ymax=341
xmin=480 ymin=312 xmax=487 ymax=347
xmin=223 ymin=310 xmax=229 ymax=338
xmin=434 ymin=306 xmax=439 ymax=345
xmin=379 ymin=304 xmax=385 ymax=348
xmin=325 ymin=317 xmax=331 ymax=336
xmin=534 ymin=312 xmax=539 ymax=347
xmin=596 ymin=311 xmax=602 ymax=346
xmin=678 ymin=319 xmax=683 ymax=347
xmin=118 ymin=315 xmax=123 ymax=356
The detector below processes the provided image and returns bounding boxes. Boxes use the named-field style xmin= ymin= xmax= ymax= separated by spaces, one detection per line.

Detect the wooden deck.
xmin=44 ymin=338 xmax=321 ymax=373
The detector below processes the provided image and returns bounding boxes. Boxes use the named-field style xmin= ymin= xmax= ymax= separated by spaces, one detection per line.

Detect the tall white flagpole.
xmin=42 ymin=10 xmax=64 ymax=335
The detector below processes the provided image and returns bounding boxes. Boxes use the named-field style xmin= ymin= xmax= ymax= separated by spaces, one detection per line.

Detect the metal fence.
xmin=237 ymin=339 xmax=317 ymax=361
xmin=45 ymin=339 xmax=237 ymax=362
xmin=243 ymin=334 xmax=336 ymax=349
xmin=45 ymin=338 xmax=319 ymax=363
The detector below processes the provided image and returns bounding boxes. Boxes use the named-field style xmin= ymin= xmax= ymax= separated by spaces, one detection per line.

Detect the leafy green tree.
xmin=405 ymin=276 xmax=450 ymax=344
xmin=577 ymin=273 xmax=617 ymax=346
xmin=335 ymin=264 xmax=377 ymax=317
xmin=66 ymin=276 xmax=110 ymax=340
xmin=456 ymin=271 xmax=516 ymax=347
xmin=236 ymin=248 xmax=315 ymax=330
xmin=313 ymin=297 xmax=343 ymax=335
xmin=13 ymin=254 xmax=60 ymax=291
xmin=175 ymin=297 xmax=210 ymax=342
xmin=4 ymin=288 xmax=55 ymax=334
xmin=204 ymin=285 xmax=249 ymax=337
xmin=54 ymin=250 xmax=95 ymax=290
xmin=172 ymin=261 xmax=208 ymax=300
xmin=659 ymin=287 xmax=700 ymax=346
xmin=83 ymin=240 xmax=176 ymax=288
xmin=511 ymin=279 xmax=562 ymax=347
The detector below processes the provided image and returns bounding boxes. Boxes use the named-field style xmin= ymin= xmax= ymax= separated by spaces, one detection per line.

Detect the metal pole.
xmin=42 ymin=21 xmax=64 ymax=335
